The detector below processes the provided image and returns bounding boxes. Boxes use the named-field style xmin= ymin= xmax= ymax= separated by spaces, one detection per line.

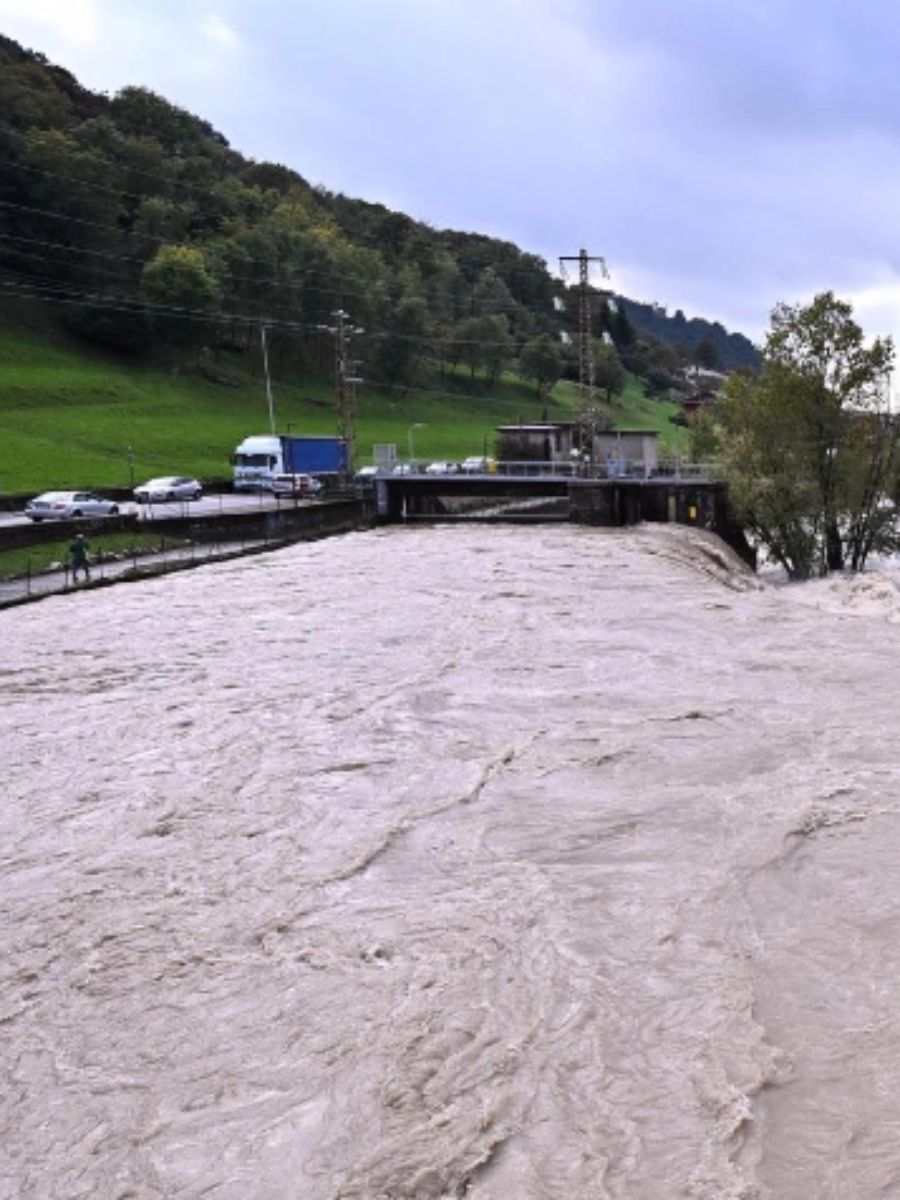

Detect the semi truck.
xmin=232 ymin=435 xmax=348 ymax=491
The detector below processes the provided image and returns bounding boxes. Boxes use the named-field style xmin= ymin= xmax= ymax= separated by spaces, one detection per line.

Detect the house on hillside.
xmin=681 ymin=390 xmax=718 ymax=422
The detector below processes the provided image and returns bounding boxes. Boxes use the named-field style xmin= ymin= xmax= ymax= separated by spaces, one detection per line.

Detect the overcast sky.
xmin=2 ymin=0 xmax=899 ymax=345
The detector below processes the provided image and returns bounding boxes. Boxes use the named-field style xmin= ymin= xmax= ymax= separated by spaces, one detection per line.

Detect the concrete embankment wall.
xmin=0 ymin=514 xmax=139 ymax=550
xmin=148 ymin=498 xmax=373 ymax=543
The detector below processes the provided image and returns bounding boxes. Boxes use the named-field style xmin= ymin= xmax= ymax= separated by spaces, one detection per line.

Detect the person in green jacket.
xmin=69 ymin=533 xmax=91 ymax=583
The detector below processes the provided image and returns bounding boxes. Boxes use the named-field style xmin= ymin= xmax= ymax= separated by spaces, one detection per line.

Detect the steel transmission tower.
xmin=330 ymin=309 xmax=364 ymax=476
xmin=559 ymin=248 xmax=609 ymax=463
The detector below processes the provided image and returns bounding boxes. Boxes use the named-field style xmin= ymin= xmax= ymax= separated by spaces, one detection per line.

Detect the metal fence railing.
xmin=0 ymin=501 xmax=371 ymax=608
xmin=379 ymin=459 xmax=716 ymax=481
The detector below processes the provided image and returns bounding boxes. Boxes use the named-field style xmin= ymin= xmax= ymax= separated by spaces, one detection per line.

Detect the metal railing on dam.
xmin=385 ymin=459 xmax=715 ymax=482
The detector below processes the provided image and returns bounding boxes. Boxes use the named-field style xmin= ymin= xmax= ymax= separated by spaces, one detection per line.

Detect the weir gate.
xmin=372 ymin=465 xmax=755 ymax=567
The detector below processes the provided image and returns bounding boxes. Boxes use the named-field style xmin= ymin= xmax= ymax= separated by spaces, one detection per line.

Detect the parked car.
xmin=392 ymin=463 xmax=417 ymax=475
xmin=272 ymin=473 xmax=322 ymax=498
xmin=460 ymin=456 xmax=494 ymax=473
xmin=134 ymin=476 xmax=202 ymax=503
xmin=25 ymin=491 xmax=121 ymax=522
xmin=425 ymin=461 xmax=459 ymax=475
xmin=355 ymin=465 xmax=381 ymax=479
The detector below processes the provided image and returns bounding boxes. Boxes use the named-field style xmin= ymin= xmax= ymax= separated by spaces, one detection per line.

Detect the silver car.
xmin=25 ymin=491 xmax=121 ymax=522
xmin=134 ymin=476 xmax=203 ymax=503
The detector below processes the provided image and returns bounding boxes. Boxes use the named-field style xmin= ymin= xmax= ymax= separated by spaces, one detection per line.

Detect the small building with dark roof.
xmin=495 ymin=422 xmax=659 ymax=472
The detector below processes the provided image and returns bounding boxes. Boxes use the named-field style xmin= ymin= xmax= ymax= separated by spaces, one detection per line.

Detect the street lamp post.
xmin=408 ymin=422 xmax=426 ymax=465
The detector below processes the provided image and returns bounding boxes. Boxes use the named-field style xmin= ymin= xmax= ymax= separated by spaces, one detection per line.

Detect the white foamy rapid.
xmin=3 ymin=524 xmax=900 ymax=1199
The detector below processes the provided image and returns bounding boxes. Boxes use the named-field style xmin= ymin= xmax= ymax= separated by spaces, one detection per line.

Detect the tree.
xmin=519 ymin=334 xmax=562 ymax=403
xmin=472 ymin=268 xmax=517 ymax=325
xmin=480 ymin=314 xmax=513 ymax=386
xmin=141 ymin=244 xmax=221 ymax=345
xmin=593 ymin=342 xmax=626 ymax=403
xmin=706 ymin=292 xmax=897 ymax=579
xmin=694 ymin=336 xmax=720 ymax=370
xmin=610 ymin=305 xmax=635 ymax=348
xmin=372 ymin=294 xmax=429 ymax=389
xmin=454 ymin=314 xmax=512 ymax=386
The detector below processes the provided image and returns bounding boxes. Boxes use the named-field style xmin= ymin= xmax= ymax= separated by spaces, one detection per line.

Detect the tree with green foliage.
xmin=593 ymin=341 xmax=626 ymax=403
xmin=141 ymin=245 xmax=221 ymax=345
xmin=472 ymin=267 xmax=515 ymax=316
xmin=519 ymin=334 xmax=562 ymax=401
xmin=454 ymin=314 xmax=512 ymax=386
xmin=480 ymin=314 xmax=513 ymax=386
xmin=694 ymin=336 xmax=720 ymax=370
xmin=700 ymin=292 xmax=897 ymax=579
xmin=372 ymin=294 xmax=430 ymax=389
xmin=610 ymin=305 xmax=635 ymax=348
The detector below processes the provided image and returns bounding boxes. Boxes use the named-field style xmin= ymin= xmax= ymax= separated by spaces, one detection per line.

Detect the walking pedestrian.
xmin=69 ymin=533 xmax=91 ymax=583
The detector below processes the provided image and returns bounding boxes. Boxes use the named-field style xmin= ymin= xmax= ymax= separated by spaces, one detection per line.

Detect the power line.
xmin=0 ymin=274 xmax=563 ymax=350
xmin=0 ymin=277 xmax=316 ymax=330
xmin=0 ymin=277 xmax=570 ymax=407
xmin=0 ymin=204 xmax=564 ymax=319
xmin=0 ymin=121 xmax=566 ymax=287
xmin=0 ymin=236 xmax=580 ymax=337
xmin=0 ymin=265 xmax=534 ymax=346
xmin=0 ymin=136 xmax=571 ymax=293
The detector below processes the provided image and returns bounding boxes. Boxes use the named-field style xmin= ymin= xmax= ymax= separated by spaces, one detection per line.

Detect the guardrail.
xmin=374 ymin=460 xmax=717 ymax=481
xmin=491 ymin=459 xmax=716 ymax=480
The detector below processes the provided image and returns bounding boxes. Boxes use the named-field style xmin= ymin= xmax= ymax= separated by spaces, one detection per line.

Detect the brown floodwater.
xmin=3 ymin=524 xmax=900 ymax=1199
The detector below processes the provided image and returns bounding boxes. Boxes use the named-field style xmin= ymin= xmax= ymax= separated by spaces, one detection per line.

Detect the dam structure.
xmin=372 ymin=461 xmax=755 ymax=567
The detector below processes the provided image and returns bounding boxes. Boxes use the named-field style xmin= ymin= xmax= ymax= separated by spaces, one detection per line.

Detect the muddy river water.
xmin=3 ymin=524 xmax=900 ymax=1199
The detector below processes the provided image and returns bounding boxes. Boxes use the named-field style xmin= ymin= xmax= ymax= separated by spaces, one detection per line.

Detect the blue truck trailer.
xmin=232 ymin=434 xmax=348 ymax=490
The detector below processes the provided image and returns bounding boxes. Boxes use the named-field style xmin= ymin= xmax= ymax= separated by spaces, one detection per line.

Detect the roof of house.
xmin=595 ymin=429 xmax=660 ymax=438
xmin=495 ymin=423 xmax=575 ymax=433
xmin=494 ymin=424 xmax=658 ymax=436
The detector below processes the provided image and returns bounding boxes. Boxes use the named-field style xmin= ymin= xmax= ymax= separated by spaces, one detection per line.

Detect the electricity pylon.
xmin=559 ymin=249 xmax=609 ymax=465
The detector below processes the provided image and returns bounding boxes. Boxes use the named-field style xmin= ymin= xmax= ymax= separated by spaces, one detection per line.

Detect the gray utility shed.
xmin=594 ymin=430 xmax=659 ymax=472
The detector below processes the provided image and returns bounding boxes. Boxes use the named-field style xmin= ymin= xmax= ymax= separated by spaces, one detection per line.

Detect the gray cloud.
xmin=3 ymin=0 xmax=900 ymax=341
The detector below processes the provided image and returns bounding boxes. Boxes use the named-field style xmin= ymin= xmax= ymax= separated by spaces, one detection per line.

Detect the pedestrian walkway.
xmin=0 ymin=538 xmax=270 ymax=608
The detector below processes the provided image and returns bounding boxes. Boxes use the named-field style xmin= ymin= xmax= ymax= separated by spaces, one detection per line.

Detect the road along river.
xmin=3 ymin=524 xmax=900 ymax=1199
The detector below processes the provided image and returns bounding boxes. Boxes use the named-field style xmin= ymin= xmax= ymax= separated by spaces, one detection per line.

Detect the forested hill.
xmin=0 ymin=32 xmax=756 ymax=382
xmin=619 ymin=297 xmax=759 ymax=370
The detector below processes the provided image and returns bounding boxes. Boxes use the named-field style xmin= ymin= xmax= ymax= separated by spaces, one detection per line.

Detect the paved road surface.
xmin=0 ymin=492 xmax=324 ymax=529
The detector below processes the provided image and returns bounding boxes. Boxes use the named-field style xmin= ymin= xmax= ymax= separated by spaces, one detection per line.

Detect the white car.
xmin=272 ymin=473 xmax=322 ymax=498
xmin=25 ymin=491 xmax=121 ymax=522
xmin=134 ymin=476 xmax=202 ymax=503
xmin=461 ymin=456 xmax=491 ymax=473
xmin=425 ymin=461 xmax=458 ymax=475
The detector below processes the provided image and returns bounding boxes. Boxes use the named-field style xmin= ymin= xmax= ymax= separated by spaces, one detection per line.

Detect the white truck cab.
xmin=232 ymin=435 xmax=282 ymax=491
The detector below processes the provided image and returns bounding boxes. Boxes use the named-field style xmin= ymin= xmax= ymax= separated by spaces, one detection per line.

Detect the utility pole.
xmin=331 ymin=309 xmax=364 ymax=477
xmin=260 ymin=323 xmax=276 ymax=436
xmin=559 ymin=248 xmax=609 ymax=467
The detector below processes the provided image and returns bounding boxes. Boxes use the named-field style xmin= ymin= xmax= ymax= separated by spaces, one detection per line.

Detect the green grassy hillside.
xmin=0 ymin=327 xmax=686 ymax=493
